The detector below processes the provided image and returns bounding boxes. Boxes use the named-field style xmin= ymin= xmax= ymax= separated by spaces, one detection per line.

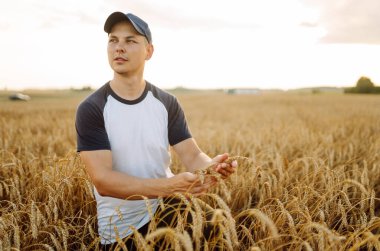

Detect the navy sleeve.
xmin=75 ymin=101 xmax=111 ymax=151
xmin=168 ymin=98 xmax=192 ymax=146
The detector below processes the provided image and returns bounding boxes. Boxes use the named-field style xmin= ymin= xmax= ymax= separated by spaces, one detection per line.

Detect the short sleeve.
xmin=168 ymin=98 xmax=192 ymax=145
xmin=75 ymin=101 xmax=111 ymax=151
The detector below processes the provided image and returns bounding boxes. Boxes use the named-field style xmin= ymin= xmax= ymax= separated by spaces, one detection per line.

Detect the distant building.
xmin=9 ymin=93 xmax=31 ymax=101
xmin=225 ymin=88 xmax=261 ymax=95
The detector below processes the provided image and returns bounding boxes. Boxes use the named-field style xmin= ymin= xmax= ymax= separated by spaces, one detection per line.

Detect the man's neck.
xmin=110 ymin=74 xmax=146 ymax=101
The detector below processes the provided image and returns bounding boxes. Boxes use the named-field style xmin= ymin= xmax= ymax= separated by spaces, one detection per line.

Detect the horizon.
xmin=0 ymin=84 xmax=353 ymax=93
xmin=1 ymin=0 xmax=380 ymax=90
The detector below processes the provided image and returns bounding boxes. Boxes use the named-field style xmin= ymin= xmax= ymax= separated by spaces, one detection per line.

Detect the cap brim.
xmin=104 ymin=12 xmax=145 ymax=36
xmin=104 ymin=12 xmax=128 ymax=33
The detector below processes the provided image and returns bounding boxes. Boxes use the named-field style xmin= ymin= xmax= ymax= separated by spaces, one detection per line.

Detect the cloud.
xmin=299 ymin=22 xmax=318 ymax=28
xmin=0 ymin=1 xmax=104 ymax=31
xmin=30 ymin=2 xmax=101 ymax=29
xmin=101 ymin=0 xmax=259 ymax=31
xmin=0 ymin=23 xmax=11 ymax=31
xmin=301 ymin=0 xmax=380 ymax=44
xmin=37 ymin=10 xmax=100 ymax=29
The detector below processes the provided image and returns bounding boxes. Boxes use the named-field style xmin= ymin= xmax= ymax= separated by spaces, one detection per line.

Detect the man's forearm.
xmin=185 ymin=152 xmax=213 ymax=173
xmin=94 ymin=169 xmax=207 ymax=200
xmin=172 ymin=138 xmax=214 ymax=173
xmin=94 ymin=170 xmax=170 ymax=200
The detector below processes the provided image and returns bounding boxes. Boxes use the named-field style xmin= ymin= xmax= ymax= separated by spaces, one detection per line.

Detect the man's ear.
xmin=145 ymin=44 xmax=154 ymax=60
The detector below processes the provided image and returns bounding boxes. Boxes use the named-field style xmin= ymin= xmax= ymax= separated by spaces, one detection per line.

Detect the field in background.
xmin=0 ymin=91 xmax=379 ymax=250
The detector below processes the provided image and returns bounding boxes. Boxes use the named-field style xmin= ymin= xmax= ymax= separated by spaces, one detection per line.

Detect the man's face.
xmin=107 ymin=21 xmax=153 ymax=75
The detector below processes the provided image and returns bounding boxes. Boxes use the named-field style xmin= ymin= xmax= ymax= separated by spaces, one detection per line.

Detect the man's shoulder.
xmin=77 ymin=82 xmax=110 ymax=113
xmin=148 ymin=82 xmax=177 ymax=104
xmin=80 ymin=83 xmax=110 ymax=105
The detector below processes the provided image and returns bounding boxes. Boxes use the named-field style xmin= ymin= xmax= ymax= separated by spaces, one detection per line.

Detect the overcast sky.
xmin=1 ymin=0 xmax=380 ymax=90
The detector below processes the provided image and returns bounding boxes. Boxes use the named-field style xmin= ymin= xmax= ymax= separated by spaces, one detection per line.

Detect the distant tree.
xmin=311 ymin=88 xmax=321 ymax=94
xmin=344 ymin=76 xmax=380 ymax=94
xmin=81 ymin=86 xmax=93 ymax=91
xmin=356 ymin=76 xmax=374 ymax=93
xmin=373 ymin=86 xmax=380 ymax=93
xmin=71 ymin=86 xmax=93 ymax=92
xmin=344 ymin=87 xmax=357 ymax=94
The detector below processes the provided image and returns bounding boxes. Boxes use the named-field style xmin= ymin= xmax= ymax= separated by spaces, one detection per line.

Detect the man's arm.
xmin=172 ymin=138 xmax=237 ymax=178
xmin=80 ymin=150 xmax=211 ymax=200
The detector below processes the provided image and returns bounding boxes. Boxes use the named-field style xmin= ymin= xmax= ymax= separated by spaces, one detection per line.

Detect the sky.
xmin=1 ymin=0 xmax=380 ymax=90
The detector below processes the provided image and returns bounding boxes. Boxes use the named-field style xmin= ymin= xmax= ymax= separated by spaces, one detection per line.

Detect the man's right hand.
xmin=167 ymin=172 xmax=214 ymax=196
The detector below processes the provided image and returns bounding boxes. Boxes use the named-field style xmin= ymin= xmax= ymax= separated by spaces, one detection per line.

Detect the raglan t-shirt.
xmin=75 ymin=81 xmax=191 ymax=244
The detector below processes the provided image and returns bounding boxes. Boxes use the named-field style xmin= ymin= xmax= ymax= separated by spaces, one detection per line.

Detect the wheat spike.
xmin=13 ymin=225 xmax=20 ymax=250
xmin=236 ymin=209 xmax=279 ymax=238
xmin=338 ymin=199 xmax=348 ymax=228
xmin=86 ymin=237 xmax=101 ymax=251
xmin=301 ymin=241 xmax=313 ymax=251
xmin=210 ymin=209 xmax=224 ymax=225
xmin=187 ymin=194 xmax=203 ymax=249
xmin=130 ymin=225 xmax=150 ymax=251
xmin=59 ymin=220 xmax=69 ymax=251
xmin=53 ymin=203 xmax=58 ymax=223
xmin=145 ymin=227 xmax=193 ymax=251
xmin=369 ymin=189 xmax=375 ymax=219
xmin=250 ymin=247 xmax=261 ymax=251
xmin=30 ymin=201 xmax=38 ymax=239
xmin=115 ymin=236 xmax=128 ymax=251
xmin=143 ymin=196 xmax=154 ymax=220
xmin=45 ymin=231 xmax=63 ymax=250
xmin=115 ymin=207 xmax=124 ymax=221
xmin=239 ymin=224 xmax=255 ymax=246
xmin=88 ymin=223 xmax=96 ymax=239
xmin=158 ymin=197 xmax=166 ymax=211
xmin=347 ymin=232 xmax=380 ymax=251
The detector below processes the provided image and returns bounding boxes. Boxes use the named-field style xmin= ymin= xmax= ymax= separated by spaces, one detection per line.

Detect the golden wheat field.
xmin=0 ymin=90 xmax=379 ymax=250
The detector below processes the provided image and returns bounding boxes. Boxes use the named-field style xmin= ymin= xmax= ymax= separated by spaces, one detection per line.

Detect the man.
xmin=75 ymin=11 xmax=237 ymax=250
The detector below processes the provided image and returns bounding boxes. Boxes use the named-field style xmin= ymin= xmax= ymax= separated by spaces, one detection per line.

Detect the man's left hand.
xmin=212 ymin=153 xmax=238 ymax=179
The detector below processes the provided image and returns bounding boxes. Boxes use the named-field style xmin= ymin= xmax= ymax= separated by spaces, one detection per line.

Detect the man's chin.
xmin=112 ymin=69 xmax=129 ymax=75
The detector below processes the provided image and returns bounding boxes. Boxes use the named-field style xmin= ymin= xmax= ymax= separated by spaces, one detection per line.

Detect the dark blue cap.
xmin=104 ymin=12 xmax=152 ymax=44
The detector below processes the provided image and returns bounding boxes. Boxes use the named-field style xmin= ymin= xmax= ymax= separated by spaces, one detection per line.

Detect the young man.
xmin=75 ymin=12 xmax=237 ymax=249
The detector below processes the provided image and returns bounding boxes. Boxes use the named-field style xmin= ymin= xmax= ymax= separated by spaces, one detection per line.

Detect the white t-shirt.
xmin=75 ymin=81 xmax=191 ymax=244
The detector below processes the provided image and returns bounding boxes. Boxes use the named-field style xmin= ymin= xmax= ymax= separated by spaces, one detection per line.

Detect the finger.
xmin=220 ymin=168 xmax=236 ymax=179
xmin=183 ymin=172 xmax=199 ymax=182
xmin=190 ymin=179 xmax=204 ymax=188
xmin=215 ymin=162 xmax=229 ymax=172
xmin=212 ymin=153 xmax=229 ymax=163
xmin=186 ymin=180 xmax=203 ymax=192
xmin=220 ymin=163 xmax=229 ymax=168
xmin=191 ymin=184 xmax=210 ymax=194
xmin=192 ymin=192 xmax=205 ymax=197
xmin=224 ymin=165 xmax=236 ymax=173
xmin=203 ymin=177 xmax=217 ymax=186
xmin=216 ymin=164 xmax=235 ymax=174
xmin=219 ymin=172 xmax=229 ymax=179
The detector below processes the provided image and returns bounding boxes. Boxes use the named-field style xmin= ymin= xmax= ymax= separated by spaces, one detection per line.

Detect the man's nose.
xmin=115 ymin=43 xmax=125 ymax=53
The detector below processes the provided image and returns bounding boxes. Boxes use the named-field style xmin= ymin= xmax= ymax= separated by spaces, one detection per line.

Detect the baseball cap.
xmin=104 ymin=12 xmax=152 ymax=44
